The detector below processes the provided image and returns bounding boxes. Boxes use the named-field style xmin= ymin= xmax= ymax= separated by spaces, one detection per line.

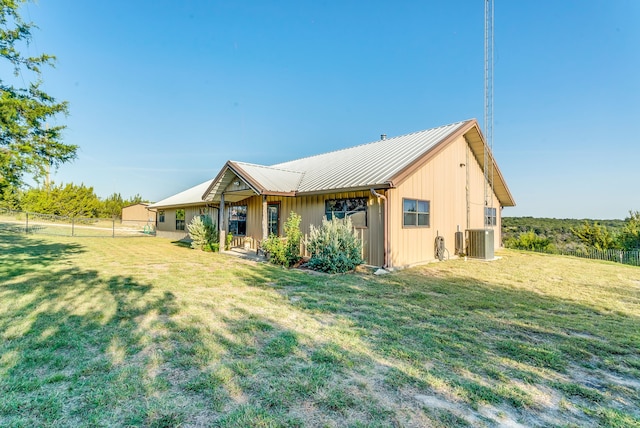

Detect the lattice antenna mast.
xmin=483 ymin=0 xmax=495 ymax=228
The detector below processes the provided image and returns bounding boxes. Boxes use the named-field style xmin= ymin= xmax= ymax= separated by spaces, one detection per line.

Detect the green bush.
xmin=187 ymin=216 xmax=219 ymax=251
xmin=262 ymin=234 xmax=287 ymax=266
xmin=306 ymin=216 xmax=363 ymax=273
xmin=262 ymin=212 xmax=302 ymax=267
xmin=504 ymin=230 xmax=555 ymax=252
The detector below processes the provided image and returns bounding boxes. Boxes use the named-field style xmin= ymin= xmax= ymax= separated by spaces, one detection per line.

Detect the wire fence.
xmin=519 ymin=246 xmax=640 ymax=267
xmin=0 ymin=208 xmax=156 ymax=238
xmin=555 ymin=248 xmax=640 ymax=267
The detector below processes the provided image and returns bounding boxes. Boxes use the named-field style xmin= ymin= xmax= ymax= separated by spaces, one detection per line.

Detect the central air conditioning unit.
xmin=466 ymin=229 xmax=494 ymax=260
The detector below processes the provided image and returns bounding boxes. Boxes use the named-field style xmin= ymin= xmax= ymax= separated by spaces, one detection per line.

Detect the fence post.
xmin=72 ymin=218 xmax=75 ymax=237
xmin=25 ymin=212 xmax=29 ymax=233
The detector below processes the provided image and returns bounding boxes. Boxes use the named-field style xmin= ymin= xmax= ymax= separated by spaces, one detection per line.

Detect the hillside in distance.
xmin=502 ymin=216 xmax=626 ymax=250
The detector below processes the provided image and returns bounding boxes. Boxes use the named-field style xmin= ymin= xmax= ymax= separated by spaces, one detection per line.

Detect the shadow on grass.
xmin=0 ymin=233 xmax=184 ymax=427
xmin=0 ymin=229 xmax=85 ymax=278
xmin=2 ymin=232 xmax=638 ymax=427
xmin=221 ymin=260 xmax=640 ymax=427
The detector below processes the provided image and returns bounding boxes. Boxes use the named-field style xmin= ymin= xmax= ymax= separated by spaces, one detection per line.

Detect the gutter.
xmin=370 ymin=188 xmax=390 ymax=269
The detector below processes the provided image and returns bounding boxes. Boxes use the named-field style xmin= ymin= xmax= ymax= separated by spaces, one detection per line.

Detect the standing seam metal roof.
xmin=270 ymin=121 xmax=467 ymax=192
xmin=197 ymin=119 xmax=514 ymax=206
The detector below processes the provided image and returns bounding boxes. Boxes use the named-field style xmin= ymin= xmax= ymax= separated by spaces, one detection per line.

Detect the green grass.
xmin=1 ymin=230 xmax=639 ymax=427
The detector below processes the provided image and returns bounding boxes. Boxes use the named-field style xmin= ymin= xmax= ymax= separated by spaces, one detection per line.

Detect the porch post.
xmin=219 ymin=193 xmax=226 ymax=251
xmin=262 ymin=195 xmax=268 ymax=241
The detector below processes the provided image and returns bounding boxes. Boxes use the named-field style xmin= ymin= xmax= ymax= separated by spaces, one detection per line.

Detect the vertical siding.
xmin=235 ymin=191 xmax=384 ymax=266
xmin=389 ymin=135 xmax=503 ymax=266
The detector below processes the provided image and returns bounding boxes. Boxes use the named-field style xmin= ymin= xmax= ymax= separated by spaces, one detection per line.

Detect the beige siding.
xmin=121 ymin=204 xmax=154 ymax=226
xmin=388 ymin=135 xmax=503 ymax=267
xmin=227 ymin=191 xmax=385 ymax=266
xmin=154 ymin=205 xmax=215 ymax=240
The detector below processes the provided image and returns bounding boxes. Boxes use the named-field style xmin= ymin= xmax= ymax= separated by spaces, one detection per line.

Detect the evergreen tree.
xmin=618 ymin=211 xmax=640 ymax=250
xmin=0 ymin=0 xmax=77 ymax=199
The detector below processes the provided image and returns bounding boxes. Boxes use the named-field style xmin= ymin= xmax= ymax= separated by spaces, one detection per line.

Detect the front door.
xmin=267 ymin=204 xmax=279 ymax=236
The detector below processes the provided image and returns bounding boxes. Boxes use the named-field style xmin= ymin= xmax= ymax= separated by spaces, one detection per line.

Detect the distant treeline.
xmin=502 ymin=214 xmax=639 ymax=252
xmin=0 ymin=182 xmax=148 ymax=219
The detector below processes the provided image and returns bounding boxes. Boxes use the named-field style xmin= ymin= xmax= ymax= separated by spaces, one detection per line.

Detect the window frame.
xmin=267 ymin=202 xmax=280 ymax=236
xmin=324 ymin=197 xmax=368 ymax=228
xmin=485 ymin=207 xmax=497 ymax=226
xmin=228 ymin=205 xmax=247 ymax=236
xmin=175 ymin=209 xmax=185 ymax=231
xmin=158 ymin=210 xmax=165 ymax=223
xmin=402 ymin=198 xmax=430 ymax=228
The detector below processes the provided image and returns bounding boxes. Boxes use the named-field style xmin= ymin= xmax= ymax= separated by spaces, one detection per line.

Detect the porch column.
xmin=219 ymin=193 xmax=226 ymax=250
xmin=261 ymin=195 xmax=268 ymax=241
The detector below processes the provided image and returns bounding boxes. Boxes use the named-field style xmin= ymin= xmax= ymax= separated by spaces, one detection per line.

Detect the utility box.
xmin=466 ymin=229 xmax=494 ymax=260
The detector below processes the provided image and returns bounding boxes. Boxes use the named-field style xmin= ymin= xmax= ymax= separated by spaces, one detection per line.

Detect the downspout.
xmin=370 ymin=188 xmax=389 ymax=269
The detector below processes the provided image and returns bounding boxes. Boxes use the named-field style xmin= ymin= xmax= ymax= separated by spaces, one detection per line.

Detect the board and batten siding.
xmin=154 ymin=205 xmax=216 ymax=240
xmin=234 ymin=191 xmax=384 ymax=266
xmin=388 ymin=134 xmax=502 ymax=267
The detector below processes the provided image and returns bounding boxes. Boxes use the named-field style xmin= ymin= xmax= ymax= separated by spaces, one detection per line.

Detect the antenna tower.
xmin=483 ymin=0 xmax=494 ymax=228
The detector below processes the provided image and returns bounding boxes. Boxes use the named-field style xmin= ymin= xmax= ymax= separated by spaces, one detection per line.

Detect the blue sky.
xmin=22 ymin=0 xmax=640 ymax=219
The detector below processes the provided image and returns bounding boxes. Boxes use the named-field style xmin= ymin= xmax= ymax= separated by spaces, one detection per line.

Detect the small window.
xmin=229 ymin=205 xmax=247 ymax=236
xmin=485 ymin=207 xmax=497 ymax=226
xmin=325 ymin=197 xmax=368 ymax=228
xmin=176 ymin=209 xmax=185 ymax=231
xmin=158 ymin=210 xmax=165 ymax=223
xmin=403 ymin=199 xmax=430 ymax=227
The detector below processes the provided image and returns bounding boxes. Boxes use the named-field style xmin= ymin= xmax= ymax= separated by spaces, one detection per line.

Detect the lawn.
xmin=0 ymin=229 xmax=639 ymax=427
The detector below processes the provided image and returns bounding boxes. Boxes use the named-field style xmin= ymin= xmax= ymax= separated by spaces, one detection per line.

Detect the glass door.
xmin=267 ymin=204 xmax=279 ymax=236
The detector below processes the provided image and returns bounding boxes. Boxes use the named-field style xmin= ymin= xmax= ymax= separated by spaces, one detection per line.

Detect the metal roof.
xmin=233 ymin=162 xmax=304 ymax=193
xmin=271 ymin=121 xmax=468 ymax=193
xmin=196 ymin=119 xmax=514 ymax=207
xmin=148 ymin=179 xmax=214 ymax=209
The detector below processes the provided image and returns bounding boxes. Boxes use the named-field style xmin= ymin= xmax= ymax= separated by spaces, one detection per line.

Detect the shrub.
xmin=262 ymin=212 xmax=302 ymax=267
xmin=306 ymin=216 xmax=363 ymax=273
xmin=187 ymin=216 xmax=219 ymax=251
xmin=504 ymin=230 xmax=555 ymax=252
xmin=225 ymin=232 xmax=233 ymax=251
xmin=262 ymin=234 xmax=287 ymax=266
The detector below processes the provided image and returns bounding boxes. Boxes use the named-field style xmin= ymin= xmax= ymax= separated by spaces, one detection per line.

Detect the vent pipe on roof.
xmin=380 ymin=134 xmax=387 ymax=140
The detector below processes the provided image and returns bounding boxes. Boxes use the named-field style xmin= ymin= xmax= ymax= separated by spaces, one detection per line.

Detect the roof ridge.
xmin=233 ymin=160 xmax=304 ymax=174
xmin=271 ymin=119 xmax=471 ymax=167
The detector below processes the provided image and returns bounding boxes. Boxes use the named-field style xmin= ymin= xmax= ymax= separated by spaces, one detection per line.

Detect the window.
xmin=176 ymin=209 xmax=185 ymax=231
xmin=267 ymin=204 xmax=279 ymax=236
xmin=158 ymin=210 xmax=165 ymax=223
xmin=325 ymin=197 xmax=368 ymax=228
xmin=403 ymin=199 xmax=430 ymax=227
xmin=485 ymin=207 xmax=497 ymax=226
xmin=229 ymin=205 xmax=247 ymax=236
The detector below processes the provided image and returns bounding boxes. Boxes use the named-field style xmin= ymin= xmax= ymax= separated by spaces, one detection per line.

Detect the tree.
xmin=570 ymin=221 xmax=617 ymax=251
xmin=618 ymin=210 xmax=640 ymax=250
xmin=100 ymin=192 xmax=124 ymax=218
xmin=21 ymin=182 xmax=101 ymax=218
xmin=0 ymin=0 xmax=77 ymax=197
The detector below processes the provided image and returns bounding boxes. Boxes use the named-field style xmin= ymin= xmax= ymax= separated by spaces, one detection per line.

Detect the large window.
xmin=158 ymin=210 xmax=165 ymax=223
xmin=325 ymin=197 xmax=368 ymax=228
xmin=176 ymin=209 xmax=185 ymax=231
xmin=229 ymin=205 xmax=247 ymax=236
xmin=485 ymin=207 xmax=497 ymax=226
xmin=403 ymin=199 xmax=430 ymax=227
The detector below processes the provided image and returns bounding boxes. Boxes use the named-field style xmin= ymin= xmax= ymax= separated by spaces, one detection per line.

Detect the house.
xmin=149 ymin=119 xmax=515 ymax=267
xmin=121 ymin=203 xmax=156 ymax=227
xmin=149 ymin=179 xmax=216 ymax=240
